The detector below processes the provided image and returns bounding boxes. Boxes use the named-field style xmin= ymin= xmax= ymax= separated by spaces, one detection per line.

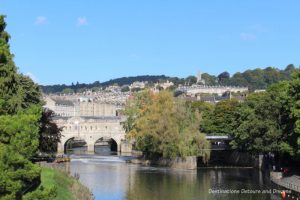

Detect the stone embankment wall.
xmin=227 ymin=151 xmax=263 ymax=168
xmin=207 ymin=150 xmax=263 ymax=168
xmin=120 ymin=142 xmax=132 ymax=153
xmin=130 ymin=156 xmax=197 ymax=170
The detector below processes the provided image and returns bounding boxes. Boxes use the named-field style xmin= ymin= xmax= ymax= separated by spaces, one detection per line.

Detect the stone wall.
xmin=130 ymin=156 xmax=197 ymax=170
xmin=207 ymin=150 xmax=264 ymax=168
xmin=120 ymin=142 xmax=132 ymax=153
xmin=155 ymin=156 xmax=197 ymax=170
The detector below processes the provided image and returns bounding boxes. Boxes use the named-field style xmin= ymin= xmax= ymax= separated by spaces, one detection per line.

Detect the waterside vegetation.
xmin=123 ymin=90 xmax=211 ymax=162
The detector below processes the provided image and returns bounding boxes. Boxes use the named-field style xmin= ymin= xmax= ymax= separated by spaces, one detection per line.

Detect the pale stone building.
xmin=43 ymin=97 xmax=79 ymax=117
xmin=129 ymin=81 xmax=147 ymax=89
xmin=43 ymin=96 xmax=119 ymax=117
xmin=80 ymin=102 xmax=117 ymax=116
xmin=177 ymin=85 xmax=248 ymax=96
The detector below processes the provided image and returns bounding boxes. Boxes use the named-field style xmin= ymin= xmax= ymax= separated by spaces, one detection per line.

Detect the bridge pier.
xmin=57 ymin=142 xmax=64 ymax=154
xmin=87 ymin=143 xmax=95 ymax=152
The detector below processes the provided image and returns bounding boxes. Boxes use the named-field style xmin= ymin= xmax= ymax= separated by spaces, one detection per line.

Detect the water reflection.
xmin=68 ymin=153 xmax=278 ymax=200
xmin=126 ymin=169 xmax=210 ymax=200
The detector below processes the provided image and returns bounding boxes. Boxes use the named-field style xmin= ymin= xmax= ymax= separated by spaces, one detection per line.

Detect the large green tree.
xmin=287 ymin=70 xmax=300 ymax=160
xmin=0 ymin=15 xmax=56 ymax=199
xmin=124 ymin=91 xmax=210 ymax=161
xmin=201 ymin=99 xmax=241 ymax=135
xmin=230 ymin=82 xmax=294 ymax=155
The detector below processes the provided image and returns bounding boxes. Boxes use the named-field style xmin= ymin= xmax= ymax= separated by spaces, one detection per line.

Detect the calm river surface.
xmin=67 ymin=147 xmax=280 ymax=200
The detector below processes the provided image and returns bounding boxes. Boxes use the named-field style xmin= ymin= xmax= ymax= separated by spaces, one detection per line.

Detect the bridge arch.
xmin=63 ymin=136 xmax=88 ymax=154
xmin=94 ymin=137 xmax=118 ymax=154
xmin=93 ymin=136 xmax=121 ymax=153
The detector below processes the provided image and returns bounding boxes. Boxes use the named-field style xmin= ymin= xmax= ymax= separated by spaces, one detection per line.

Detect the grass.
xmin=40 ymin=167 xmax=75 ymax=200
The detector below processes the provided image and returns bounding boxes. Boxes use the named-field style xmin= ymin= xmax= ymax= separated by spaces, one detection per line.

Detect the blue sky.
xmin=0 ymin=0 xmax=299 ymax=85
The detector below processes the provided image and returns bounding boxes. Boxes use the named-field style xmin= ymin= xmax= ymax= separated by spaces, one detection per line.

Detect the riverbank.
xmin=39 ymin=165 xmax=94 ymax=200
xmin=271 ymin=172 xmax=300 ymax=195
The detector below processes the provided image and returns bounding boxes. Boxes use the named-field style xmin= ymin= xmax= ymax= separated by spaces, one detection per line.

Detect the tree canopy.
xmin=0 ymin=15 xmax=59 ymax=199
xmin=123 ymin=91 xmax=210 ymax=162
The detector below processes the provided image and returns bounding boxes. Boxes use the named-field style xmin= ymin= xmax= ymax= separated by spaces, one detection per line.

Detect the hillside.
xmin=40 ymin=75 xmax=172 ymax=93
xmin=40 ymin=64 xmax=298 ymax=94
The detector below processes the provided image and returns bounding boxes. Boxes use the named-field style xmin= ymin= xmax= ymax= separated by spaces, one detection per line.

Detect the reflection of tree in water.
xmin=125 ymin=168 xmax=272 ymax=200
xmin=125 ymin=170 xmax=211 ymax=200
xmin=205 ymin=169 xmax=271 ymax=200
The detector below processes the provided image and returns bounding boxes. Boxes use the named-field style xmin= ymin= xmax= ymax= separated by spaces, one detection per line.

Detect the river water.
xmin=67 ymin=147 xmax=281 ymax=200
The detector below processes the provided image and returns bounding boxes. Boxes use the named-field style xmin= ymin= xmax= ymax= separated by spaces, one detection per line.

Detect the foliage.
xmin=122 ymin=90 xmax=154 ymax=134
xmin=23 ymin=185 xmax=57 ymax=200
xmin=41 ymin=75 xmax=171 ymax=93
xmin=198 ymin=78 xmax=298 ymax=158
xmin=287 ymin=70 xmax=300 ymax=159
xmin=0 ymin=106 xmax=42 ymax=199
xmin=0 ymin=15 xmax=56 ymax=199
xmin=217 ymin=71 xmax=230 ymax=84
xmin=38 ymin=108 xmax=63 ymax=154
xmin=201 ymin=73 xmax=217 ymax=85
xmin=228 ymin=65 xmax=296 ymax=90
xmin=124 ymin=91 xmax=210 ymax=161
xmin=40 ymin=65 xmax=297 ymax=94
xmin=201 ymin=99 xmax=241 ymax=135
xmin=26 ymin=167 xmax=92 ymax=200
xmin=0 ymin=16 xmax=22 ymax=115
xmin=185 ymin=76 xmax=197 ymax=86
xmin=61 ymin=88 xmax=74 ymax=94
xmin=121 ymin=86 xmax=130 ymax=92
xmin=230 ymin=80 xmax=296 ymax=156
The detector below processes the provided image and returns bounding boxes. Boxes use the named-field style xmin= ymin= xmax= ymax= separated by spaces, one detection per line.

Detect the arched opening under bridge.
xmin=64 ymin=137 xmax=87 ymax=154
xmin=94 ymin=137 xmax=118 ymax=155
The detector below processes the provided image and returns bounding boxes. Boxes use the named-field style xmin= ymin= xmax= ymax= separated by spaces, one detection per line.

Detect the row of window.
xmin=64 ymin=125 xmax=119 ymax=131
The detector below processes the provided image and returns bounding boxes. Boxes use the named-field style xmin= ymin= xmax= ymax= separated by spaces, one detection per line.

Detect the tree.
xmin=124 ymin=91 xmax=210 ymax=161
xmin=61 ymin=88 xmax=74 ymax=94
xmin=217 ymin=71 xmax=230 ymax=84
xmin=122 ymin=90 xmax=154 ymax=134
xmin=121 ymin=86 xmax=130 ymax=92
xmin=231 ymin=85 xmax=294 ymax=155
xmin=0 ymin=106 xmax=42 ymax=199
xmin=287 ymin=70 xmax=300 ymax=160
xmin=185 ymin=76 xmax=197 ymax=86
xmin=38 ymin=108 xmax=62 ymax=154
xmin=201 ymin=73 xmax=217 ymax=85
xmin=201 ymin=99 xmax=241 ymax=135
xmin=0 ymin=15 xmax=22 ymax=115
xmin=0 ymin=15 xmax=53 ymax=199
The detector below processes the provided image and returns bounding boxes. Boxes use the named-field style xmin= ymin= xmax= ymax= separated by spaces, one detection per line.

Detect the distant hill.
xmin=100 ymin=75 xmax=170 ymax=87
xmin=40 ymin=75 xmax=172 ymax=94
xmin=40 ymin=64 xmax=298 ymax=94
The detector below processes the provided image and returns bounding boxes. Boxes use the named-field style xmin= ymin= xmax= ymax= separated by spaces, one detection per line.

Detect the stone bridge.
xmin=55 ymin=116 xmax=126 ymax=153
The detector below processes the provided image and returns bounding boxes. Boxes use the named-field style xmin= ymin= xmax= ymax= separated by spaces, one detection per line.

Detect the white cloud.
xmin=77 ymin=17 xmax=87 ymax=26
xmin=35 ymin=16 xmax=46 ymax=25
xmin=240 ymin=32 xmax=256 ymax=41
xmin=25 ymin=72 xmax=39 ymax=83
